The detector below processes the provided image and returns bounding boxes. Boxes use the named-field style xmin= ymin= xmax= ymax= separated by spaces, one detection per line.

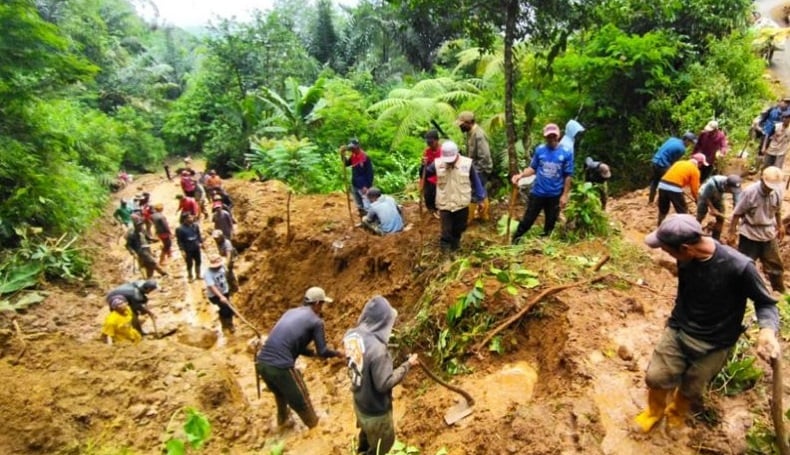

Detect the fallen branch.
xmin=11 ymin=319 xmax=27 ymax=366
xmin=593 ymin=254 xmax=610 ymax=272
xmin=471 ymin=274 xmax=612 ymax=354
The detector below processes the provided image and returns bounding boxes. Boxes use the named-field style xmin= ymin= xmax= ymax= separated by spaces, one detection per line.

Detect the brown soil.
xmin=0 ymin=161 xmax=787 ymax=455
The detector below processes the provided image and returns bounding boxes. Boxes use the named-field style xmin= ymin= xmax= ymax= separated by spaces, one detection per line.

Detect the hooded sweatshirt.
xmin=343 ymin=296 xmax=411 ymax=416
xmin=559 ymin=119 xmax=585 ymax=156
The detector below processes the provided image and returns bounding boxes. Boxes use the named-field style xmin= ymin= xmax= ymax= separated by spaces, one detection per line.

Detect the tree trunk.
xmin=504 ymin=0 xmax=519 ymax=176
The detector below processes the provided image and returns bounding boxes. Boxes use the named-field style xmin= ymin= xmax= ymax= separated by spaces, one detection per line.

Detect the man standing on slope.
xmin=655 ymin=153 xmax=708 ymax=226
xmin=636 ymin=214 xmax=779 ymax=433
xmin=256 ymin=287 xmax=344 ymax=430
xmin=510 ymin=123 xmax=573 ymax=243
xmin=343 ymin=296 xmax=419 ymax=455
xmin=648 ymin=132 xmax=697 ymax=204
xmin=693 ymin=120 xmax=728 ymax=182
xmin=341 ymin=139 xmax=374 ymax=216
xmin=457 ymin=111 xmax=493 ymax=223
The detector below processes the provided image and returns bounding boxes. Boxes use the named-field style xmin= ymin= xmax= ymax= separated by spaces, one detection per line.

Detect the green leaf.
xmin=183 ymin=408 xmax=211 ymax=449
xmin=269 ymin=440 xmax=285 ymax=455
xmin=0 ymin=262 xmax=42 ymax=295
xmin=489 ymin=336 xmax=504 ymax=354
xmin=520 ymin=277 xmax=541 ymax=289
xmin=165 ymin=438 xmax=186 ymax=455
xmin=506 ymin=285 xmax=519 ymax=295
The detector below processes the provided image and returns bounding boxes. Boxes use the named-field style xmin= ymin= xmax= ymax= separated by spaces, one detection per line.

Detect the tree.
xmin=309 ymin=0 xmax=338 ymax=66
xmin=256 ymin=77 xmax=327 ymax=140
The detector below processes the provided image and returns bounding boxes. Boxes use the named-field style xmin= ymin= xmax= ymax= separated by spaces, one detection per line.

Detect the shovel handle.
xmin=417 ymin=359 xmax=475 ymax=406
xmin=772 ymin=356 xmax=790 ymax=455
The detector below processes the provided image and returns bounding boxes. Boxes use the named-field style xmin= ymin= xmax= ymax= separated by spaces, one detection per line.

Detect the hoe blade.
xmin=443 ymin=400 xmax=473 ymax=425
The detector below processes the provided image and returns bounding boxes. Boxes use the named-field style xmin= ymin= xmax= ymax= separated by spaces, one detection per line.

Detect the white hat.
xmin=762 ymin=166 xmax=785 ymax=194
xmin=703 ymin=120 xmax=719 ymax=132
xmin=440 ymin=141 xmax=459 ymax=163
xmin=304 ymin=286 xmax=333 ymax=303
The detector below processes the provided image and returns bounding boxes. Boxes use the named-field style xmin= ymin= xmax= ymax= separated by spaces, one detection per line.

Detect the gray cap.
xmin=304 ymin=286 xmax=333 ymax=304
xmin=725 ymin=175 xmax=742 ymax=193
xmin=366 ymin=187 xmax=382 ymax=199
xmin=347 ymin=138 xmax=360 ymax=149
xmin=682 ymin=131 xmax=697 ymax=144
xmin=140 ymin=279 xmax=158 ymax=291
xmin=645 ymin=214 xmax=704 ymax=248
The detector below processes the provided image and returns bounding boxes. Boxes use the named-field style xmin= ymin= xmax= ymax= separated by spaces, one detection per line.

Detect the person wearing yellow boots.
xmin=457 ymin=111 xmax=492 ymax=222
xmin=637 ymin=214 xmax=780 ymax=434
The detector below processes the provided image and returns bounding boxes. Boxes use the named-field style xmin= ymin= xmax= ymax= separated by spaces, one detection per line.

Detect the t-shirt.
xmin=101 ymin=311 xmax=142 ymax=343
xmin=668 ymin=242 xmax=778 ymax=348
xmin=114 ymin=206 xmax=132 ymax=225
xmin=203 ymin=266 xmax=229 ymax=297
xmin=257 ymin=306 xmax=338 ymax=369
xmin=364 ymin=195 xmax=404 ymax=234
xmin=732 ymin=181 xmax=782 ymax=242
xmin=529 ymin=143 xmax=574 ymax=198
xmin=658 ymin=160 xmax=700 ymax=199
xmin=652 ymin=137 xmax=687 ymax=168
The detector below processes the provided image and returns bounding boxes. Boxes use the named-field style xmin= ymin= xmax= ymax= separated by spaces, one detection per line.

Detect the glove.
xmin=757 ymin=328 xmax=781 ymax=361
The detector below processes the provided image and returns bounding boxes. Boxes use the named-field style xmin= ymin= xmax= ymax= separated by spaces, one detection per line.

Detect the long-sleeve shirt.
xmin=175 ymin=223 xmax=202 ymax=252
xmin=345 ymin=150 xmax=374 ymax=190
xmin=693 ymin=130 xmax=728 ymax=166
xmin=465 ymin=124 xmax=492 ymax=175
xmin=257 ymin=306 xmax=338 ymax=369
xmin=652 ymin=137 xmax=687 ymax=168
xmin=765 ymin=122 xmax=790 ymax=157
xmin=658 ymin=159 xmax=701 ymax=199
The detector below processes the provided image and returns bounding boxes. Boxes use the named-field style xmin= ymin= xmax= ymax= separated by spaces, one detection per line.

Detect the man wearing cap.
xmin=204 ymin=255 xmax=235 ymax=333
xmin=212 ymin=230 xmax=238 ymax=293
xmin=341 ymin=139 xmax=375 ymax=216
xmin=106 ymin=279 xmax=159 ymax=335
xmin=753 ymin=98 xmax=790 ymax=153
xmin=636 ymin=214 xmax=780 ymax=434
xmin=343 ymin=296 xmax=419 ymax=455
xmin=695 ymin=174 xmax=742 ymax=241
xmin=421 ymin=130 xmax=442 ymax=217
xmin=728 ymin=166 xmax=786 ymax=293
xmin=361 ymin=187 xmax=404 ymax=235
xmin=212 ymin=200 xmax=234 ymax=240
xmin=693 ymin=120 xmax=728 ymax=181
xmin=762 ymin=110 xmax=790 ymax=170
xmin=649 ymin=133 xmax=697 ymax=204
xmin=256 ymin=286 xmax=344 ymax=429
xmin=175 ymin=213 xmax=205 ymax=281
xmin=125 ymin=215 xmax=168 ymax=279
xmin=102 ymin=295 xmax=142 ymax=345
xmin=510 ymin=123 xmax=574 ymax=243
xmin=151 ymin=203 xmax=172 ymax=266
xmin=583 ymin=156 xmax=612 ymax=209
xmin=654 ymin=153 xmax=708 ymax=226
xmin=430 ymin=140 xmax=486 ymax=252
xmin=457 ymin=111 xmax=493 ymax=222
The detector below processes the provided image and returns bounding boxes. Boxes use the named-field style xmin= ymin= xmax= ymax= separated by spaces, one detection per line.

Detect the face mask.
xmin=459 ymin=124 xmax=470 ymax=133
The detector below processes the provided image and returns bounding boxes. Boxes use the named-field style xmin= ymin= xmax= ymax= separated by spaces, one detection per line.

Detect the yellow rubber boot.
xmin=634 ymin=388 xmax=669 ymax=432
xmin=467 ymin=203 xmax=478 ymax=224
xmin=480 ymin=198 xmax=490 ymax=221
xmin=664 ymin=390 xmax=691 ymax=428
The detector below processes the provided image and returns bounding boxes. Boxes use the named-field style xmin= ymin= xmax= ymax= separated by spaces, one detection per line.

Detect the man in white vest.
xmin=433 ymin=141 xmax=486 ymax=252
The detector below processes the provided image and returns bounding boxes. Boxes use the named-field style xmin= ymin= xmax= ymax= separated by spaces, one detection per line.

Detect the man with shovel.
xmin=343 ymin=296 xmax=419 ymax=455
xmin=637 ymin=214 xmax=780 ymax=434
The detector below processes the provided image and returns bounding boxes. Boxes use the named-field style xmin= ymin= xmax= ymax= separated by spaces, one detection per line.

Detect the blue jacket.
xmin=652 ymin=137 xmax=687 ymax=168
xmin=530 ymin=143 xmax=574 ymax=198
xmin=760 ymin=106 xmax=787 ymax=138
xmin=559 ymin=119 xmax=585 ymax=156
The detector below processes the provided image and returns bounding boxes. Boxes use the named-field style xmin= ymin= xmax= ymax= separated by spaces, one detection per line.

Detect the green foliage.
xmin=446 ymin=279 xmax=485 ymax=326
xmin=711 ymin=339 xmax=763 ymax=396
xmin=561 ymin=182 xmax=611 ymax=241
xmin=746 ymin=418 xmax=780 ymax=455
xmin=269 ymin=441 xmax=285 ymax=455
xmin=247 ymin=136 xmax=328 ymax=193
xmin=164 ymin=408 xmax=212 ymax=455
xmin=489 ymin=264 xmax=540 ymax=296
xmin=308 ymin=0 xmax=338 ymax=66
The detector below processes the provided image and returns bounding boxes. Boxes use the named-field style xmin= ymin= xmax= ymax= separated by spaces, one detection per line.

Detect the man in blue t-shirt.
xmin=649 ymin=132 xmax=697 ymax=204
xmin=510 ymin=123 xmax=574 ymax=243
xmin=361 ymin=187 xmax=404 ymax=235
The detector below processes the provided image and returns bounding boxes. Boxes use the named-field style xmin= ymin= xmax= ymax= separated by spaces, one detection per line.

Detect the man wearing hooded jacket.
xmin=343 ymin=296 xmax=419 ymax=455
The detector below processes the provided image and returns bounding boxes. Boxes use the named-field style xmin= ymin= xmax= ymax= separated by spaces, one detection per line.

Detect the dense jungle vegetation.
xmin=0 ymin=0 xmax=772 ymax=278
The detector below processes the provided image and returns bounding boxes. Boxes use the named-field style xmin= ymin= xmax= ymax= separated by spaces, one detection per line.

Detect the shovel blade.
xmin=443 ymin=401 xmax=473 ymax=425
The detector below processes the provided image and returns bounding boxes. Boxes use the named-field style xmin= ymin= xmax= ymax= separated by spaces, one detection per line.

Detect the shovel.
xmin=225 ymin=299 xmax=264 ymax=399
xmin=771 ymin=356 xmax=790 ymax=455
xmin=417 ymin=359 xmax=475 ymax=425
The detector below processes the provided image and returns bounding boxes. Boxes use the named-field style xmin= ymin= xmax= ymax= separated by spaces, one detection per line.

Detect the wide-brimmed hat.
xmin=763 ymin=166 xmax=785 ymax=194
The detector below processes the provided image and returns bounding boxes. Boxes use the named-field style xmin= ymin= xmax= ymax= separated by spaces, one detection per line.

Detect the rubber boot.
xmin=480 ymin=198 xmax=490 ymax=222
xmin=664 ymin=390 xmax=691 ymax=429
xmin=634 ymin=388 xmax=669 ymax=432
xmin=467 ymin=203 xmax=478 ymax=224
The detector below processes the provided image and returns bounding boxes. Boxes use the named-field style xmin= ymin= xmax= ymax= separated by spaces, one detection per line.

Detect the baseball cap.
xmin=304 ymin=286 xmax=333 ymax=304
xmin=691 ymin=153 xmax=709 ymax=167
xmin=455 ymin=111 xmax=475 ymax=125
xmin=212 ymin=229 xmax=224 ymax=239
xmin=347 ymin=138 xmax=360 ymax=149
xmin=645 ymin=214 xmax=704 ymax=248
xmin=725 ymin=175 xmax=742 ymax=193
xmin=762 ymin=166 xmax=785 ymax=194
xmin=599 ymin=164 xmax=612 ymax=179
xmin=703 ymin=120 xmax=719 ymax=132
xmin=141 ymin=280 xmax=158 ymax=291
xmin=440 ymin=141 xmax=460 ymax=163
xmin=542 ymin=123 xmax=561 ymax=137
xmin=681 ymin=131 xmax=697 ymax=144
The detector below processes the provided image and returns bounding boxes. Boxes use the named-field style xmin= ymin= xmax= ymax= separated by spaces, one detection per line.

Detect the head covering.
xmin=304 ymin=286 xmax=333 ymax=304
xmin=209 ymin=169 xmax=217 ymax=175
xmin=212 ymin=229 xmax=224 ymax=239
xmin=208 ymin=255 xmax=224 ymax=268
xmin=347 ymin=138 xmax=360 ymax=149
xmin=355 ymin=296 xmax=398 ymax=343
xmin=542 ymin=123 xmax=561 ymax=138
xmin=645 ymin=214 xmax=704 ymax=248
xmin=598 ymin=164 xmax=612 ymax=179
xmin=212 ymin=201 xmax=223 ymax=209
xmin=140 ymin=279 xmax=158 ymax=292
xmin=366 ymin=187 xmax=382 ymax=199
xmin=682 ymin=131 xmax=697 ymax=144
xmin=109 ymin=295 xmax=127 ymax=310
xmin=213 ymin=194 xmax=222 ymax=201
xmin=184 ymin=157 xmax=192 ymax=163
xmin=703 ymin=120 xmax=719 ymax=132
xmin=440 ymin=141 xmax=460 ymax=163
xmin=424 ymin=130 xmax=439 ymax=141
xmin=725 ymin=175 xmax=742 ymax=194
xmin=691 ymin=153 xmax=709 ymax=167
xmin=455 ymin=111 xmax=475 ymax=125
xmin=762 ymin=166 xmax=784 ymax=193
xmin=153 ymin=203 xmax=164 ymax=211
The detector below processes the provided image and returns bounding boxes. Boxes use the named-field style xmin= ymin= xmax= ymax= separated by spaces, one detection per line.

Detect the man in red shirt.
xmin=693 ymin=120 xmax=728 ymax=181
xmin=175 ymin=194 xmax=201 ymax=222
xmin=421 ymin=130 xmax=442 ymax=218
